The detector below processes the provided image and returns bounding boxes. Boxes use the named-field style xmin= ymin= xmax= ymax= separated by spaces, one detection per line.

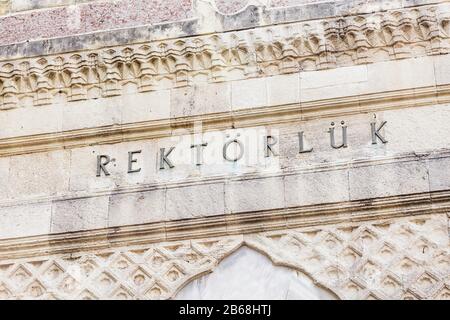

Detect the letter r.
xmin=96 ymin=155 xmax=111 ymax=177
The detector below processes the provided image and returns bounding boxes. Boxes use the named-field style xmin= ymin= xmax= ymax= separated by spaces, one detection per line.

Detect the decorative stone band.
xmin=0 ymin=82 xmax=443 ymax=158
xmin=1 ymin=0 xmax=443 ymax=43
xmin=1 ymin=3 xmax=450 ymax=110
xmin=0 ymin=213 xmax=447 ymax=300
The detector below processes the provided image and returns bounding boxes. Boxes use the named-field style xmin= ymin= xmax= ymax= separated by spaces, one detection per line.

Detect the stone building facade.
xmin=0 ymin=0 xmax=449 ymax=300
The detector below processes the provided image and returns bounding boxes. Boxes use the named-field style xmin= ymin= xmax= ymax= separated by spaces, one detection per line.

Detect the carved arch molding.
xmin=0 ymin=214 xmax=448 ymax=300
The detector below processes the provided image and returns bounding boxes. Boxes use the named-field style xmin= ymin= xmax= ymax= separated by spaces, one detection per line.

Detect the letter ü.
xmin=328 ymin=121 xmax=348 ymax=149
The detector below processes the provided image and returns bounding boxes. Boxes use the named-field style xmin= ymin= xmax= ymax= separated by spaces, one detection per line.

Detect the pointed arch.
xmin=173 ymin=241 xmax=340 ymax=300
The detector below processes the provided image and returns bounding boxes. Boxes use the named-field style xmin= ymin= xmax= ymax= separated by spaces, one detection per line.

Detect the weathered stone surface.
xmin=383 ymin=104 xmax=450 ymax=154
xmin=300 ymin=65 xmax=369 ymax=102
xmin=0 ymin=0 xmax=446 ymax=61
xmin=301 ymin=65 xmax=368 ymax=90
xmin=0 ymin=157 xmax=10 ymax=201
xmin=122 ymin=90 xmax=171 ymax=124
xmin=267 ymin=74 xmax=300 ymax=106
xmin=349 ymin=161 xmax=430 ymax=200
xmin=225 ymin=177 xmax=285 ymax=213
xmin=61 ymin=97 xmax=122 ymax=132
xmin=51 ymin=196 xmax=110 ymax=233
xmin=285 ymin=169 xmax=349 ymax=207
xmin=366 ymin=57 xmax=436 ymax=93
xmin=8 ymin=151 xmax=71 ymax=200
xmin=171 ymin=83 xmax=231 ymax=118
xmin=231 ymin=78 xmax=267 ymax=110
xmin=434 ymin=54 xmax=450 ymax=84
xmin=427 ymin=157 xmax=450 ymax=192
xmin=0 ymin=202 xmax=51 ymax=239
xmin=166 ymin=183 xmax=225 ymax=220
xmin=0 ymin=105 xmax=62 ymax=139
xmin=61 ymin=90 xmax=171 ymax=131
xmin=109 ymin=189 xmax=166 ymax=227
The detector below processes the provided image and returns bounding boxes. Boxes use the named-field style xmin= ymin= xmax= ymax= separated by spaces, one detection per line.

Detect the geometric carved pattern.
xmin=0 ymin=237 xmax=241 ymax=300
xmin=247 ymin=214 xmax=450 ymax=300
xmin=0 ymin=214 xmax=448 ymax=299
xmin=1 ymin=4 xmax=450 ymax=109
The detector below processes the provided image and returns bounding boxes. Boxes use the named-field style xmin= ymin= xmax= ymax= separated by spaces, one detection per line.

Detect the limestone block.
xmin=301 ymin=65 xmax=368 ymax=90
xmin=301 ymin=82 xmax=369 ymax=103
xmin=225 ymin=177 xmax=284 ymax=213
xmin=427 ymin=157 xmax=450 ymax=192
xmin=231 ymin=78 xmax=267 ymax=110
xmin=267 ymin=74 xmax=300 ymax=106
xmin=0 ymin=202 xmax=51 ymax=239
xmin=0 ymin=90 xmax=171 ymax=139
xmin=0 ymin=157 xmax=9 ymax=201
xmin=348 ymin=161 xmax=429 ymax=200
xmin=166 ymin=182 xmax=225 ymax=220
xmin=383 ymin=104 xmax=450 ymax=154
xmin=8 ymin=151 xmax=71 ymax=200
xmin=51 ymin=196 xmax=109 ymax=233
xmin=433 ymin=53 xmax=450 ymax=86
xmin=121 ymin=90 xmax=171 ymax=124
xmin=300 ymin=65 xmax=368 ymax=102
xmin=284 ymin=169 xmax=349 ymax=207
xmin=109 ymin=189 xmax=166 ymax=227
xmin=0 ymin=105 xmax=62 ymax=139
xmin=170 ymin=83 xmax=231 ymax=118
xmin=366 ymin=57 xmax=436 ymax=93
xmin=61 ymin=96 xmax=122 ymax=132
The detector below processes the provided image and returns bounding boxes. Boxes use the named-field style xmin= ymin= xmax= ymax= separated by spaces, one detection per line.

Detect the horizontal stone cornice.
xmin=0 ymin=188 xmax=446 ymax=261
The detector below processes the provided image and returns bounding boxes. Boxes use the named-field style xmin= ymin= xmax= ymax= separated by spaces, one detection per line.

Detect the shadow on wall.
xmin=175 ymin=246 xmax=338 ymax=300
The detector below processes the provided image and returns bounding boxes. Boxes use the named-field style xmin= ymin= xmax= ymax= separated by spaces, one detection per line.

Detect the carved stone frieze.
xmin=1 ymin=4 xmax=450 ymax=110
